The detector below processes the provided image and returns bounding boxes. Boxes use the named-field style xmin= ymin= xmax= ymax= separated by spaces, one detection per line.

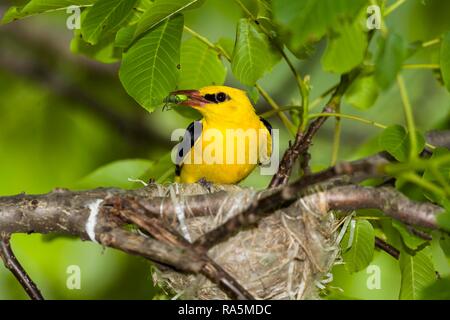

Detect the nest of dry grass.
xmin=151 ymin=183 xmax=341 ymax=300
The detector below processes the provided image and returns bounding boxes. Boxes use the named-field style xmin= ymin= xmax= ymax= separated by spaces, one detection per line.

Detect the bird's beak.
xmin=168 ymin=90 xmax=209 ymax=107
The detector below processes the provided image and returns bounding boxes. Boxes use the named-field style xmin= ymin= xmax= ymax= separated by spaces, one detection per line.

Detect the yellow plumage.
xmin=171 ymin=86 xmax=272 ymax=184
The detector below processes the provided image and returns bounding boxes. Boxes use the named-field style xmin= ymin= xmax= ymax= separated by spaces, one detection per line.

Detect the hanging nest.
xmin=149 ymin=183 xmax=341 ymax=300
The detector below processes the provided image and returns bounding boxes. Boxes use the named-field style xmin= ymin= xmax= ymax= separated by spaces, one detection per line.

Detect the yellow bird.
xmin=169 ymin=86 xmax=273 ymax=184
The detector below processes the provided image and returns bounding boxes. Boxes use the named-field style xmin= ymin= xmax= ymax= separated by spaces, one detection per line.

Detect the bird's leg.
xmin=197 ymin=177 xmax=214 ymax=193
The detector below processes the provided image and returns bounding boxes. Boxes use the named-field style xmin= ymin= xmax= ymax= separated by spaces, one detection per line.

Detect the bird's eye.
xmin=216 ymin=92 xmax=227 ymax=102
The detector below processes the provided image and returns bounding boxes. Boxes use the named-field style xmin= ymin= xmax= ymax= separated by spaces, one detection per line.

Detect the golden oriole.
xmin=168 ymin=86 xmax=273 ymax=184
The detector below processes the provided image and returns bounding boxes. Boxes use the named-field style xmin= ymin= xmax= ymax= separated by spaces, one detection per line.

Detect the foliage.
xmin=341 ymin=219 xmax=375 ymax=273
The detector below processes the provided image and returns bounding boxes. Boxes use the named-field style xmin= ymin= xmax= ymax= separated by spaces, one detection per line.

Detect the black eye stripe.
xmin=203 ymin=92 xmax=229 ymax=103
xmin=204 ymin=94 xmax=216 ymax=102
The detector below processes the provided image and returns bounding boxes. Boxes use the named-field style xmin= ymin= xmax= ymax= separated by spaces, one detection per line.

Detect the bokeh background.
xmin=0 ymin=0 xmax=449 ymax=299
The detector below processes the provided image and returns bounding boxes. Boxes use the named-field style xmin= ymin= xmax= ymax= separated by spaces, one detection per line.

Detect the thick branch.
xmin=194 ymin=183 xmax=440 ymax=251
xmin=195 ymin=157 xmax=389 ymax=250
xmin=326 ymin=186 xmax=439 ymax=229
xmin=0 ymin=188 xmax=207 ymax=273
xmin=107 ymin=197 xmax=254 ymax=300
xmin=0 ymin=168 xmax=443 ymax=299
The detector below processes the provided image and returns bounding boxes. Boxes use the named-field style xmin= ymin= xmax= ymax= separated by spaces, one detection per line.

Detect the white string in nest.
xmin=152 ymin=183 xmax=341 ymax=300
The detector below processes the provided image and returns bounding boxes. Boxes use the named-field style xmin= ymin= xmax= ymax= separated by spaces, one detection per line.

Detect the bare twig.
xmin=269 ymin=75 xmax=353 ymax=187
xmin=0 ymin=234 xmax=44 ymax=300
xmin=375 ymin=237 xmax=400 ymax=260
xmin=406 ymin=225 xmax=433 ymax=241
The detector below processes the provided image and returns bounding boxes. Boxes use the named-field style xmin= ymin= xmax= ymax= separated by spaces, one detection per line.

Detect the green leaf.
xmin=137 ymin=152 xmax=174 ymax=184
xmin=430 ymin=231 xmax=450 ymax=277
xmin=423 ymin=147 xmax=450 ymax=182
xmin=115 ymin=24 xmax=138 ymax=48
xmin=440 ymin=233 xmax=450 ymax=257
xmin=231 ymin=19 xmax=280 ymax=86
xmin=171 ymin=37 xmax=226 ymax=120
xmin=345 ymin=74 xmax=379 ymax=110
xmin=437 ymin=211 xmax=450 ymax=233
xmin=350 ymin=135 xmax=384 ymax=160
xmin=74 ymin=159 xmax=153 ymax=189
xmin=392 ymin=221 xmax=428 ymax=250
xmin=217 ymin=37 xmax=234 ymax=58
xmin=421 ymin=277 xmax=450 ymax=300
xmin=114 ymin=0 xmax=149 ymax=48
xmin=379 ymin=125 xmax=425 ymax=162
xmin=257 ymin=0 xmax=272 ymax=19
xmin=81 ymin=0 xmax=138 ymax=45
xmin=71 ymin=10 xmax=122 ymax=63
xmin=440 ymin=31 xmax=450 ymax=92
xmin=2 ymin=0 xmax=96 ymax=24
xmin=399 ymin=250 xmax=436 ymax=300
xmin=1 ymin=7 xmax=22 ymax=24
xmin=71 ymin=35 xmax=122 ymax=64
xmin=321 ymin=18 xmax=367 ymax=74
xmin=119 ymin=15 xmax=184 ymax=112
xmin=272 ymin=0 xmax=366 ymax=57
xmin=133 ymin=0 xmax=204 ymax=42
xmin=380 ymin=219 xmax=403 ymax=249
xmin=375 ymin=33 xmax=408 ymax=90
xmin=178 ymin=38 xmax=227 ymax=89
xmin=341 ymin=219 xmax=375 ymax=273
xmin=246 ymin=86 xmax=260 ymax=105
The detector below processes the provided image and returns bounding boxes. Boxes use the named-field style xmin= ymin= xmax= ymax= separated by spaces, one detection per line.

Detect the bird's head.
xmin=168 ymin=86 xmax=255 ymax=122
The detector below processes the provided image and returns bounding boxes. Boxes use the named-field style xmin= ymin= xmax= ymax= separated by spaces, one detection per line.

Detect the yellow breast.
xmin=178 ymin=118 xmax=272 ymax=184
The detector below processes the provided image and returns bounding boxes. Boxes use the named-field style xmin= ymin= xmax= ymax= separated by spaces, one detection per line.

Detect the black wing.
xmin=175 ymin=120 xmax=203 ymax=176
xmin=260 ymin=117 xmax=272 ymax=137
xmin=258 ymin=117 xmax=273 ymax=167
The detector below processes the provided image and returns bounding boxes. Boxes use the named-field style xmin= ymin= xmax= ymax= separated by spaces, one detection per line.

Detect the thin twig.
xmin=406 ymin=225 xmax=432 ymax=241
xmin=0 ymin=234 xmax=44 ymax=300
xmin=375 ymin=237 xmax=400 ymax=260
xmin=269 ymin=75 xmax=353 ymax=187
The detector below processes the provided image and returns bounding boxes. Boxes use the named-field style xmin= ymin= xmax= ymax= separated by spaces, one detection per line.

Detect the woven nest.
xmin=151 ymin=183 xmax=341 ymax=300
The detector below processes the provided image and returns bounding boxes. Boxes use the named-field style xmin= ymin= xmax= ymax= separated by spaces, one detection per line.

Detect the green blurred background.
xmin=0 ymin=0 xmax=450 ymax=299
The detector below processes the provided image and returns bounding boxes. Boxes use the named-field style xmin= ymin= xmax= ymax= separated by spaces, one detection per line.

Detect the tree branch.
xmin=269 ymin=74 xmax=354 ymax=187
xmin=375 ymin=236 xmax=400 ymax=260
xmin=0 ymin=234 xmax=44 ymax=300
xmin=107 ymin=197 xmax=254 ymax=300
xmin=0 ymin=169 xmax=443 ymax=299
xmin=195 ymin=156 xmax=390 ymax=250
